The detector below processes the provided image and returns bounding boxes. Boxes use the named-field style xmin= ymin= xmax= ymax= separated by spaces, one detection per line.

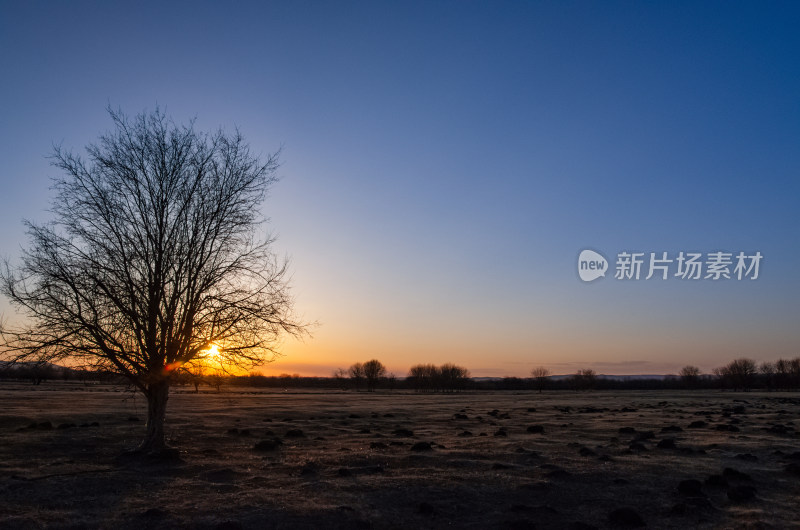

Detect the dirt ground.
xmin=0 ymin=383 xmax=799 ymax=529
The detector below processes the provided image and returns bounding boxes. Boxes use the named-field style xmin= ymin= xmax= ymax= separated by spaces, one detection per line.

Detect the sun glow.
xmin=206 ymin=344 xmax=221 ymax=359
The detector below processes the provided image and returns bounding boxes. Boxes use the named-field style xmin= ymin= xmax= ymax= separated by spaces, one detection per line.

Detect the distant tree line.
xmin=0 ymin=362 xmax=63 ymax=385
xmin=4 ymin=356 xmax=800 ymax=392
xmin=0 ymin=362 xmax=124 ymax=385
xmin=711 ymin=357 xmax=800 ymax=391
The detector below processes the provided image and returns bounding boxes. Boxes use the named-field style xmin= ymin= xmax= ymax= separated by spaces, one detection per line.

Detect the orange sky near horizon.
xmin=257 ymin=320 xmax=797 ymax=378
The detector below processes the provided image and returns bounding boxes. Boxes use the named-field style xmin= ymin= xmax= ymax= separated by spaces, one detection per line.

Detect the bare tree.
xmin=775 ymin=358 xmax=791 ymax=390
xmin=439 ymin=363 xmax=470 ymax=392
xmin=362 ymin=359 xmax=386 ymax=391
xmin=408 ymin=363 xmax=438 ymax=392
xmin=333 ymin=368 xmax=350 ymax=390
xmin=0 ymin=108 xmax=304 ymax=454
xmin=530 ymin=366 xmax=550 ymax=393
xmin=407 ymin=363 xmax=469 ymax=392
xmin=348 ymin=362 xmax=365 ymax=391
xmin=572 ymin=368 xmax=597 ymax=391
xmin=759 ymin=361 xmax=775 ymax=390
xmin=679 ymin=365 xmax=701 ymax=388
xmin=790 ymin=357 xmax=800 ymax=389
xmin=772 ymin=357 xmax=800 ymax=390
xmin=716 ymin=358 xmax=757 ymax=391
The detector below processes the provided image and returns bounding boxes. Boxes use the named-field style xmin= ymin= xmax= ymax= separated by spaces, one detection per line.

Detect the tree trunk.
xmin=138 ymin=379 xmax=170 ymax=453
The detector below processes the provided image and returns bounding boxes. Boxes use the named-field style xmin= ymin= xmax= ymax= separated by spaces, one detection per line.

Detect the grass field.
xmin=1 ymin=383 xmax=799 ymax=529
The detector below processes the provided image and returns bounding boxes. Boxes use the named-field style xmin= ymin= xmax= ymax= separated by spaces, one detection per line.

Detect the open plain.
xmin=1 ymin=383 xmax=799 ymax=529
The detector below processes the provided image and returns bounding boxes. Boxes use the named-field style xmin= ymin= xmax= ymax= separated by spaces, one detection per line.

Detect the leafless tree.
xmin=774 ymin=357 xmax=800 ymax=390
xmin=572 ymin=368 xmax=597 ymax=391
xmin=407 ymin=363 xmax=469 ymax=392
xmin=333 ymin=368 xmax=350 ymax=390
xmin=775 ymin=358 xmax=792 ymax=389
xmin=362 ymin=359 xmax=386 ymax=391
xmin=530 ymin=366 xmax=550 ymax=393
xmin=0 ymin=108 xmax=304 ymax=454
xmin=715 ymin=358 xmax=757 ymax=391
xmin=408 ymin=363 xmax=438 ymax=392
xmin=790 ymin=357 xmax=800 ymax=389
xmin=759 ymin=361 xmax=775 ymax=390
xmin=438 ymin=363 xmax=470 ymax=392
xmin=348 ymin=362 xmax=365 ymax=391
xmin=679 ymin=365 xmax=701 ymax=388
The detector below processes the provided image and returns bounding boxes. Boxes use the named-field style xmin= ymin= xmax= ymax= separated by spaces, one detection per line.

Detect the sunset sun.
xmin=206 ymin=344 xmax=220 ymax=359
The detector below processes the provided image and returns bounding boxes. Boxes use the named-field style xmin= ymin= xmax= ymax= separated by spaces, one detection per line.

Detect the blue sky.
xmin=1 ymin=1 xmax=798 ymax=376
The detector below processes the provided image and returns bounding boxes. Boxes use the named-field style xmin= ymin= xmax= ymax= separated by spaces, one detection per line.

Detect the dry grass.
xmin=1 ymin=382 xmax=799 ymax=529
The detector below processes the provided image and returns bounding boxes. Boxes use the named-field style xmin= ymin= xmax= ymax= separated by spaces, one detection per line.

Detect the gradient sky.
xmin=1 ymin=1 xmax=798 ymax=377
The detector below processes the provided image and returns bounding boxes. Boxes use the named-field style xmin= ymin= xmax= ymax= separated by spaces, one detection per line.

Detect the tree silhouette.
xmin=572 ymin=368 xmax=597 ymax=391
xmin=1 ymin=108 xmax=304 ymax=454
xmin=348 ymin=362 xmax=365 ymax=391
xmin=716 ymin=358 xmax=757 ymax=391
xmin=408 ymin=363 xmax=438 ymax=392
xmin=530 ymin=366 xmax=550 ymax=393
xmin=438 ymin=363 xmax=470 ymax=392
xmin=407 ymin=363 xmax=469 ymax=392
xmin=759 ymin=361 xmax=775 ymax=391
xmin=362 ymin=359 xmax=386 ymax=391
xmin=679 ymin=365 xmax=701 ymax=388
